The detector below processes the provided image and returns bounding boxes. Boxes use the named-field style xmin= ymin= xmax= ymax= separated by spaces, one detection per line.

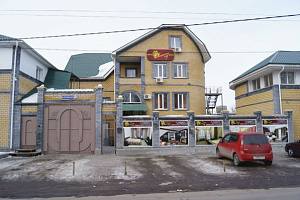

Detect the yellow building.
xmin=112 ymin=24 xmax=211 ymax=116
xmin=230 ymin=51 xmax=300 ymax=141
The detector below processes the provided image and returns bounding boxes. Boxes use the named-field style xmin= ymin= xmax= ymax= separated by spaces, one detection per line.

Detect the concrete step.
xmin=16 ymin=149 xmax=36 ymax=153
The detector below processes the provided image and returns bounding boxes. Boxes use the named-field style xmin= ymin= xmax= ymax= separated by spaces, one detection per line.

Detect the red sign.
xmin=230 ymin=120 xmax=256 ymax=126
xmin=263 ymin=119 xmax=287 ymax=125
xmin=147 ymin=49 xmax=174 ymax=61
xmin=160 ymin=120 xmax=188 ymax=127
xmin=195 ymin=120 xmax=222 ymax=126
xmin=123 ymin=121 xmax=152 ymax=127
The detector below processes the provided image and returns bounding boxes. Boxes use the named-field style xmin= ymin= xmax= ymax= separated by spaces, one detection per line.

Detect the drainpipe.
xmin=278 ymin=66 xmax=285 ymax=114
xmin=10 ymin=41 xmax=18 ymax=149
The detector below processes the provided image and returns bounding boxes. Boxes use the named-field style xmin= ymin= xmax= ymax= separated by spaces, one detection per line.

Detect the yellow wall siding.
xmin=19 ymin=76 xmax=38 ymax=95
xmin=236 ymin=101 xmax=274 ymax=115
xmin=0 ymin=94 xmax=10 ymax=147
xmin=120 ymin=64 xmax=140 ymax=77
xmin=22 ymin=105 xmax=38 ymax=113
xmin=119 ymin=29 xmax=205 ymax=115
xmin=281 ymin=89 xmax=300 ymax=141
xmin=44 ymin=93 xmax=96 ymax=101
xmin=235 ymin=83 xmax=247 ymax=97
xmin=102 ymin=105 xmax=117 ymax=112
xmin=0 ymin=74 xmax=11 ymax=91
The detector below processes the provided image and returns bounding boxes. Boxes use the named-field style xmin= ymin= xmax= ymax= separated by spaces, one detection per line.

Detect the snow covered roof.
xmin=89 ymin=61 xmax=114 ymax=79
xmin=21 ymin=93 xmax=38 ymax=104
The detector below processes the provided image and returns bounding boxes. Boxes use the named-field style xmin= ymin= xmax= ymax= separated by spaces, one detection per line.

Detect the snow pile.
xmin=91 ymin=61 xmax=114 ymax=78
xmin=21 ymin=93 xmax=38 ymax=104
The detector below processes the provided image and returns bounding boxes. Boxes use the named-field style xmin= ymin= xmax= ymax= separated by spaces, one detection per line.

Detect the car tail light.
xmin=240 ymin=139 xmax=244 ymax=150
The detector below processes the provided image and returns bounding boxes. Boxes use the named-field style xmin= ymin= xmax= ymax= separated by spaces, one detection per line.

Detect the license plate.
xmin=253 ymin=156 xmax=265 ymax=159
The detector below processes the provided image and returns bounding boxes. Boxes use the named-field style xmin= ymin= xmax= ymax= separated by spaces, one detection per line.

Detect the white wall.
xmin=0 ymin=47 xmax=13 ymax=69
xmin=20 ymin=49 xmax=48 ymax=81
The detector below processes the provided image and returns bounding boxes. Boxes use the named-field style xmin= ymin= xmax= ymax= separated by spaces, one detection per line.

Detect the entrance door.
xmin=21 ymin=116 xmax=37 ymax=149
xmin=102 ymin=115 xmax=115 ymax=154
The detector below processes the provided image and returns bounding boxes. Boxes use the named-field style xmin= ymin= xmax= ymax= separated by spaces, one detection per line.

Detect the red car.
xmin=216 ymin=132 xmax=273 ymax=166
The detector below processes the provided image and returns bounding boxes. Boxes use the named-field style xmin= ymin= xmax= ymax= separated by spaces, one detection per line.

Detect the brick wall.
xmin=21 ymin=105 xmax=38 ymax=113
xmin=0 ymin=74 xmax=11 ymax=91
xmin=18 ymin=76 xmax=38 ymax=95
xmin=0 ymin=94 xmax=10 ymax=147
xmin=44 ymin=92 xmax=96 ymax=101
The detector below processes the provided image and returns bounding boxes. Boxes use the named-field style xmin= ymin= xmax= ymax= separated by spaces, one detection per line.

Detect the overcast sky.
xmin=1 ymin=0 xmax=300 ymax=110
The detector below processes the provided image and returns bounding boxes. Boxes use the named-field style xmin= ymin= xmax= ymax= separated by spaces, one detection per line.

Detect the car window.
xmin=229 ymin=134 xmax=239 ymax=143
xmin=223 ymin=134 xmax=231 ymax=143
xmin=243 ymin=134 xmax=269 ymax=145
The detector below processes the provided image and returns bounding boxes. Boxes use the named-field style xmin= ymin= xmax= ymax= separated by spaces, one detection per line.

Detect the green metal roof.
xmin=0 ymin=34 xmax=21 ymax=41
xmin=17 ymin=69 xmax=72 ymax=104
xmin=65 ymin=53 xmax=112 ymax=78
xmin=123 ymin=104 xmax=148 ymax=111
xmin=230 ymin=51 xmax=300 ymax=83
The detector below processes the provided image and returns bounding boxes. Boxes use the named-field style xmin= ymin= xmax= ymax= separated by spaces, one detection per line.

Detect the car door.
xmin=219 ymin=134 xmax=231 ymax=157
xmin=227 ymin=133 xmax=239 ymax=159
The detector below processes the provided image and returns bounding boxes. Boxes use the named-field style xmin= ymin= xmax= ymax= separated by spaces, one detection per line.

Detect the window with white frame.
xmin=36 ymin=66 xmax=43 ymax=81
xmin=174 ymin=93 xmax=187 ymax=110
xmin=252 ymin=78 xmax=260 ymax=91
xmin=154 ymin=93 xmax=168 ymax=110
xmin=123 ymin=92 xmax=141 ymax=103
xmin=280 ymin=72 xmax=295 ymax=84
xmin=264 ymin=74 xmax=273 ymax=87
xmin=169 ymin=35 xmax=182 ymax=49
xmin=173 ymin=63 xmax=188 ymax=78
xmin=155 ymin=63 xmax=167 ymax=78
xmin=125 ymin=68 xmax=137 ymax=78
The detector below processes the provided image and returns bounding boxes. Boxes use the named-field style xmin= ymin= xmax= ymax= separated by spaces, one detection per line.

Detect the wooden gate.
xmin=21 ymin=116 xmax=37 ymax=149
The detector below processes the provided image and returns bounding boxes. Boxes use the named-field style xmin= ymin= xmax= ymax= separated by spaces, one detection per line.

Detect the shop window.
xmin=123 ymin=92 xmax=141 ymax=103
xmin=159 ymin=120 xmax=188 ymax=146
xmin=153 ymin=92 xmax=169 ymax=110
xmin=252 ymin=78 xmax=260 ymax=91
xmin=36 ymin=66 xmax=43 ymax=81
xmin=172 ymin=62 xmax=188 ymax=78
xmin=173 ymin=92 xmax=189 ymax=110
xmin=264 ymin=73 xmax=273 ymax=87
xmin=280 ymin=72 xmax=294 ymax=84
xmin=125 ymin=68 xmax=137 ymax=78
xmin=169 ymin=35 xmax=182 ymax=49
xmin=123 ymin=121 xmax=153 ymax=147
xmin=152 ymin=62 xmax=169 ymax=78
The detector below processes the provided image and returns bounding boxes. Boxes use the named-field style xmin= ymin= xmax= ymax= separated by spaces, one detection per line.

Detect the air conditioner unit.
xmin=174 ymin=47 xmax=182 ymax=52
xmin=144 ymin=94 xmax=151 ymax=99
xmin=156 ymin=77 xmax=164 ymax=83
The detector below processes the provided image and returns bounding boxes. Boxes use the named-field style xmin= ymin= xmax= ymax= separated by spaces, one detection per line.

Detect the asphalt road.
xmin=0 ymin=152 xmax=299 ymax=199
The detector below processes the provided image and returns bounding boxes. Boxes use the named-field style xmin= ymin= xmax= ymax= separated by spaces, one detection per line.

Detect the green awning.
xmin=123 ymin=104 xmax=148 ymax=111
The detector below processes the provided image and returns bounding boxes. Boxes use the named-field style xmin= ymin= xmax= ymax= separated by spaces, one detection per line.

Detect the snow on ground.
xmin=188 ymin=158 xmax=244 ymax=175
xmin=152 ymin=157 xmax=182 ymax=178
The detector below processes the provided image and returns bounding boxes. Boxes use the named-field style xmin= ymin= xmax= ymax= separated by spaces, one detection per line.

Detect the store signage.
xmin=230 ymin=120 xmax=256 ymax=126
xmin=123 ymin=121 xmax=152 ymax=127
xmin=263 ymin=119 xmax=287 ymax=125
xmin=61 ymin=95 xmax=78 ymax=100
xmin=195 ymin=120 xmax=222 ymax=126
xmin=147 ymin=49 xmax=174 ymax=61
xmin=160 ymin=120 xmax=188 ymax=127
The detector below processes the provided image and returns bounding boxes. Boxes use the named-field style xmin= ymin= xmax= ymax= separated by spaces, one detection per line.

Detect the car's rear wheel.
xmin=233 ymin=153 xmax=241 ymax=166
xmin=264 ymin=161 xmax=272 ymax=166
xmin=288 ymin=147 xmax=294 ymax=157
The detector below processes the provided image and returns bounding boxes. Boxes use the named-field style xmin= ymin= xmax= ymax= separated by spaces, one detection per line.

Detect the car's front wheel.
xmin=288 ymin=147 xmax=294 ymax=157
xmin=233 ymin=153 xmax=241 ymax=166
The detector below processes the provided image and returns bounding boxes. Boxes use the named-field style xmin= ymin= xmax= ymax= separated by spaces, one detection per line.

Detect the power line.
xmin=17 ymin=13 xmax=300 ymax=40
xmin=0 ymin=9 xmax=272 ymax=16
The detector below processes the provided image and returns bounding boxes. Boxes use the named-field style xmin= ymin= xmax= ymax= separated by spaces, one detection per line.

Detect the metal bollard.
xmin=73 ymin=161 xmax=75 ymax=176
xmin=124 ymin=162 xmax=127 ymax=175
xmin=223 ymin=160 xmax=226 ymax=172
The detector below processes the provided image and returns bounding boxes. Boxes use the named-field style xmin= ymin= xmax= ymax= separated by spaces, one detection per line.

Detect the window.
xmin=169 ymin=35 xmax=182 ymax=49
xmin=36 ymin=66 xmax=43 ymax=81
xmin=154 ymin=93 xmax=169 ymax=110
xmin=153 ymin=63 xmax=168 ymax=78
xmin=123 ymin=93 xmax=141 ymax=103
xmin=280 ymin=72 xmax=294 ymax=84
xmin=125 ymin=68 xmax=137 ymax=78
xmin=229 ymin=134 xmax=239 ymax=143
xmin=264 ymin=74 xmax=273 ymax=87
xmin=252 ymin=78 xmax=260 ymax=91
xmin=173 ymin=93 xmax=188 ymax=110
xmin=173 ymin=63 xmax=188 ymax=78
xmin=223 ymin=134 xmax=231 ymax=143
